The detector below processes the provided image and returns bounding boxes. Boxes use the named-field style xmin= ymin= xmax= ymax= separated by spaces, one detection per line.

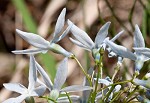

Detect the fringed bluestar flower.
xmin=35 ymin=57 xmax=92 ymax=102
xmin=2 ymin=55 xmax=46 ymax=103
xmin=94 ymin=77 xmax=121 ymax=102
xmin=68 ymin=20 xmax=123 ymax=62
xmin=137 ymin=95 xmax=150 ymax=103
xmin=12 ymin=8 xmax=73 ymax=57
xmin=105 ymin=38 xmax=137 ymax=61
xmin=133 ymin=78 xmax=150 ymax=89
xmin=133 ymin=25 xmax=150 ymax=71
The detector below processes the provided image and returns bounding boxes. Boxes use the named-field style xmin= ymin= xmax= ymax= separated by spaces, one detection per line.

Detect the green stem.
xmin=112 ymin=63 xmax=121 ymax=81
xmin=103 ymin=85 xmax=115 ymax=102
xmin=124 ymin=86 xmax=139 ymax=102
xmin=71 ymin=55 xmax=92 ymax=86
xmin=98 ymin=79 xmax=132 ymax=93
xmin=40 ymin=96 xmax=57 ymax=103
xmin=109 ymin=90 xmax=122 ymax=103
xmin=65 ymin=92 xmax=72 ymax=103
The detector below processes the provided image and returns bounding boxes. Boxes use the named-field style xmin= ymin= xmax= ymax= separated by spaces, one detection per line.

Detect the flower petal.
xmin=28 ymin=55 xmax=37 ymax=91
xmin=105 ymin=39 xmax=137 ymax=61
xmin=53 ymin=24 xmax=71 ymax=43
xmin=134 ymin=25 xmax=145 ymax=48
xmin=134 ymin=47 xmax=150 ymax=58
xmin=111 ymin=30 xmax=124 ymax=42
xmin=95 ymin=22 xmax=111 ymax=46
xmin=2 ymin=95 xmax=27 ymax=103
xmin=69 ymin=37 xmax=91 ymax=51
xmin=133 ymin=78 xmax=150 ymax=89
xmin=60 ymin=85 xmax=93 ymax=92
xmin=54 ymin=58 xmax=68 ymax=90
xmin=32 ymin=85 xmax=46 ymax=96
xmin=68 ymin=20 xmax=94 ymax=50
xmin=16 ymin=29 xmax=50 ymax=49
xmin=3 ymin=83 xmax=27 ymax=94
xmin=53 ymin=8 xmax=66 ymax=39
xmin=94 ymin=78 xmax=111 ymax=86
xmin=35 ymin=61 xmax=53 ymax=91
xmin=12 ymin=49 xmax=48 ymax=54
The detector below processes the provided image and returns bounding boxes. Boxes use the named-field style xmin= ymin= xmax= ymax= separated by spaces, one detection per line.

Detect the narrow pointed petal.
xmin=94 ymin=78 xmax=111 ymax=86
xmin=35 ymin=61 xmax=53 ymax=91
xmin=95 ymin=22 xmax=111 ymax=46
xmin=53 ymin=24 xmax=71 ymax=43
xmin=2 ymin=95 xmax=27 ymax=103
xmin=68 ymin=20 xmax=94 ymax=50
xmin=54 ymin=58 xmax=68 ymax=90
xmin=105 ymin=39 xmax=137 ymax=61
xmin=49 ymin=43 xmax=73 ymax=57
xmin=134 ymin=78 xmax=150 ymax=89
xmin=53 ymin=8 xmax=66 ymax=38
xmin=114 ymin=85 xmax=121 ymax=92
xmin=57 ymin=95 xmax=80 ymax=103
xmin=32 ymin=85 xmax=46 ymax=96
xmin=12 ymin=49 xmax=48 ymax=54
xmin=111 ymin=30 xmax=124 ymax=42
xmin=28 ymin=55 xmax=37 ymax=91
xmin=134 ymin=25 xmax=145 ymax=48
xmin=3 ymin=83 xmax=27 ymax=94
xmin=16 ymin=29 xmax=50 ymax=49
xmin=134 ymin=47 xmax=150 ymax=58
xmin=134 ymin=47 xmax=150 ymax=53
xmin=69 ymin=37 xmax=91 ymax=51
xmin=60 ymin=85 xmax=93 ymax=92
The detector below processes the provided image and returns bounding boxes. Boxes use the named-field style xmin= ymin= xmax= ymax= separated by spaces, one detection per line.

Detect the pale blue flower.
xmin=133 ymin=78 xmax=150 ymax=89
xmin=133 ymin=25 xmax=150 ymax=71
xmin=68 ymin=20 xmax=123 ymax=62
xmin=35 ymin=57 xmax=92 ymax=102
xmin=105 ymin=38 xmax=137 ymax=61
xmin=137 ymin=95 xmax=150 ymax=103
xmin=94 ymin=77 xmax=121 ymax=102
xmin=12 ymin=8 xmax=73 ymax=57
xmin=2 ymin=55 xmax=46 ymax=103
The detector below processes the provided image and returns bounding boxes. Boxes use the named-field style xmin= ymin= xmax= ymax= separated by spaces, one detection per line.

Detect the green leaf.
xmin=12 ymin=0 xmax=37 ymax=33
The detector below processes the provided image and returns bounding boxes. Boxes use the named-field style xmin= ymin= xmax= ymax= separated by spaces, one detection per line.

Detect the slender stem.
xmin=103 ymin=85 xmax=115 ymax=102
xmin=109 ymin=90 xmax=122 ymax=103
xmin=112 ymin=63 xmax=121 ymax=81
xmin=40 ymin=96 xmax=57 ymax=103
xmin=65 ymin=92 xmax=72 ymax=103
xmin=71 ymin=55 xmax=92 ymax=86
xmin=98 ymin=79 xmax=132 ymax=93
xmin=124 ymin=86 xmax=139 ymax=102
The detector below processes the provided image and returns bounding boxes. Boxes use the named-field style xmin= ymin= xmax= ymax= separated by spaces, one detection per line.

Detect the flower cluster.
xmin=3 ymin=8 xmax=150 ymax=103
